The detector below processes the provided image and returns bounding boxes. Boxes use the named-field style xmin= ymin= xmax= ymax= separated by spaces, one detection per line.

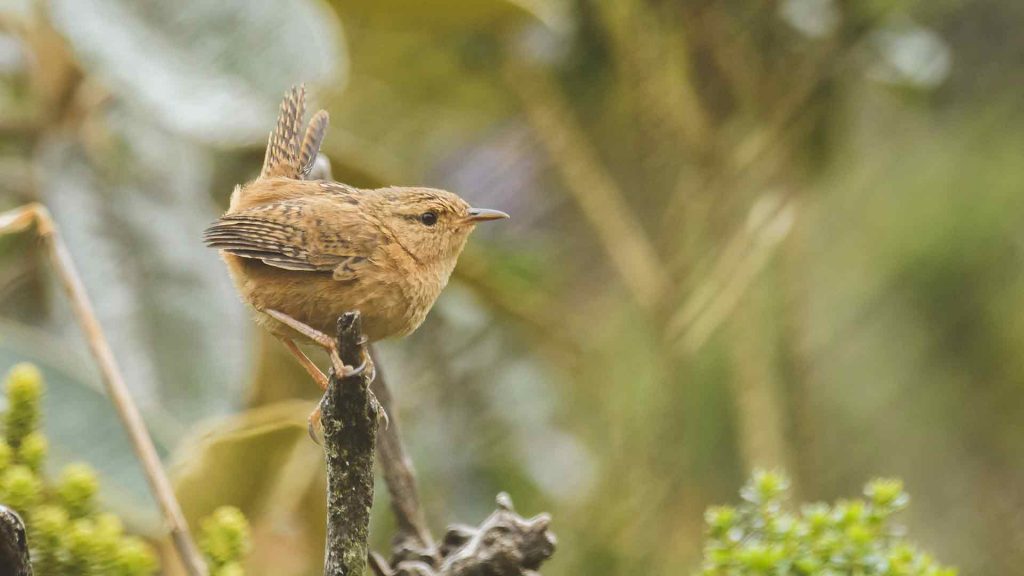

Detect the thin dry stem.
xmin=508 ymin=61 xmax=668 ymax=309
xmin=666 ymin=195 xmax=796 ymax=353
xmin=368 ymin=345 xmax=436 ymax=553
xmin=0 ymin=203 xmax=208 ymax=576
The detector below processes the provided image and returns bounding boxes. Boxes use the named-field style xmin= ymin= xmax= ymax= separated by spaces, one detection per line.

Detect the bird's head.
xmin=373 ymin=187 xmax=508 ymax=267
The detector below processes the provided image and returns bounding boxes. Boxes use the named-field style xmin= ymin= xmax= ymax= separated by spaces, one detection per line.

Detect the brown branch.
xmin=365 ymin=356 xmax=556 ymax=576
xmin=322 ymin=312 xmax=380 ymax=575
xmin=372 ymin=494 xmax=555 ymax=576
xmin=0 ymin=203 xmax=208 ymax=576
xmin=369 ymin=345 xmax=436 ymax=552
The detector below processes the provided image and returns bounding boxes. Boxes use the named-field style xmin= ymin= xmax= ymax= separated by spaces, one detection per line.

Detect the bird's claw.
xmin=308 ymin=406 xmax=323 ymax=445
xmin=375 ymin=399 xmax=390 ymax=430
xmin=335 ymin=356 xmax=368 ymax=379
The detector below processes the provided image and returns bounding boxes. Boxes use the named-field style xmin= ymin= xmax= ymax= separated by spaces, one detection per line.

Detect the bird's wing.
xmin=260 ymin=85 xmax=331 ymax=180
xmin=203 ymin=196 xmax=378 ymax=279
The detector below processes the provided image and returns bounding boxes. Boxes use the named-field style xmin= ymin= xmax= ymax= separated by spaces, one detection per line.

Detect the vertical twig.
xmin=368 ymin=345 xmax=435 ymax=552
xmin=507 ymin=61 xmax=668 ymax=309
xmin=0 ymin=204 xmax=208 ymax=576
xmin=322 ymin=312 xmax=379 ymax=576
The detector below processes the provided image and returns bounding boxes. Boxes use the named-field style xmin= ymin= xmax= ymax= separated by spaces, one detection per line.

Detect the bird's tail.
xmin=259 ymin=85 xmax=330 ymax=180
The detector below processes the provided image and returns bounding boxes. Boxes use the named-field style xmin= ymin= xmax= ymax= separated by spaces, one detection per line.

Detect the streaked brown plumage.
xmin=204 ymin=86 xmax=507 ymax=428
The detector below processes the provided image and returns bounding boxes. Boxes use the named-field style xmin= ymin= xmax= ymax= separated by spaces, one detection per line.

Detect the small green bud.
xmin=31 ymin=504 xmax=68 ymax=536
xmin=738 ymin=543 xmax=783 ymax=571
xmin=834 ymin=499 xmax=866 ymax=527
xmin=0 ymin=465 xmax=41 ymax=513
xmin=704 ymin=506 xmax=737 ymax=538
xmin=92 ymin=517 xmax=124 ymax=571
xmin=113 ymin=536 xmax=159 ymax=576
xmin=95 ymin=512 xmax=124 ymax=538
xmin=866 ymin=478 xmax=909 ymax=511
xmin=4 ymin=363 xmax=43 ymax=447
xmin=30 ymin=504 xmax=68 ymax=547
xmin=57 ymin=462 xmax=100 ymax=518
xmin=65 ymin=518 xmax=101 ymax=569
xmin=741 ymin=469 xmax=789 ymax=505
xmin=29 ymin=505 xmax=68 ymax=573
xmin=200 ymin=506 xmax=251 ymax=567
xmin=801 ymin=503 xmax=831 ymax=531
xmin=17 ymin=431 xmax=48 ymax=472
xmin=705 ymin=543 xmax=734 ymax=568
xmin=845 ymin=523 xmax=874 ymax=546
xmin=5 ymin=363 xmax=43 ymax=398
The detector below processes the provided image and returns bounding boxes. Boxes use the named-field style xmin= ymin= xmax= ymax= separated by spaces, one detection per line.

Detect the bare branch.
xmin=369 ymin=345 xmax=436 ymax=553
xmin=375 ymin=493 xmax=556 ymax=576
xmin=322 ymin=312 xmax=380 ymax=575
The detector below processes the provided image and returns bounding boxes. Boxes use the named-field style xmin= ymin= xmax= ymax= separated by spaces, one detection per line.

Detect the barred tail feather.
xmin=300 ymin=109 xmax=330 ymax=179
xmin=260 ymin=85 xmax=307 ymax=179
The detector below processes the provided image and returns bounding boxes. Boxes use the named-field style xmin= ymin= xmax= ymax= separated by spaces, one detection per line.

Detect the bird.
xmin=203 ymin=85 xmax=508 ymax=436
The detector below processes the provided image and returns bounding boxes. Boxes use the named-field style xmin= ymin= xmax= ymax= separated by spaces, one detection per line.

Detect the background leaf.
xmin=48 ymin=0 xmax=347 ymax=145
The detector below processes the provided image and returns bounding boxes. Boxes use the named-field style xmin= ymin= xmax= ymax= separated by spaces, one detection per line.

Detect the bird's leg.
xmin=277 ymin=336 xmax=330 ymax=443
xmin=264 ymin=308 xmax=365 ymax=378
xmin=280 ymin=337 xmax=329 ymax=391
xmin=266 ymin=310 xmax=373 ymax=443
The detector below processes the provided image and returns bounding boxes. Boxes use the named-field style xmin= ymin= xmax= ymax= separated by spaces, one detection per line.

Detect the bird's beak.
xmin=466 ymin=208 xmax=510 ymax=223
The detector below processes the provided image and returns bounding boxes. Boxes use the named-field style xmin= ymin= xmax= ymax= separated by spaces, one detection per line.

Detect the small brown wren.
xmin=204 ymin=86 xmax=507 ymax=433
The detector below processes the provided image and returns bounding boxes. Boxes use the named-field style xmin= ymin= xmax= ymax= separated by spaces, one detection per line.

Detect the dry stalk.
xmin=507 ymin=61 xmax=668 ymax=310
xmin=0 ymin=203 xmax=208 ymax=576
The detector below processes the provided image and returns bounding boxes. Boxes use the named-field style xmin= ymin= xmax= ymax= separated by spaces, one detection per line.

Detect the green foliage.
xmin=200 ymin=506 xmax=252 ymax=573
xmin=0 ymin=364 xmax=160 ymax=574
xmin=4 ymin=362 xmax=42 ymax=448
xmin=18 ymin=431 xmax=48 ymax=473
xmin=56 ymin=463 xmax=100 ymax=519
xmin=1 ymin=465 xmax=42 ymax=511
xmin=700 ymin=471 xmax=956 ymax=576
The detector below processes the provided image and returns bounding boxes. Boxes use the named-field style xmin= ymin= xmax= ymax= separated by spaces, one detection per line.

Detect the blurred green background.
xmin=1 ymin=0 xmax=1023 ymax=574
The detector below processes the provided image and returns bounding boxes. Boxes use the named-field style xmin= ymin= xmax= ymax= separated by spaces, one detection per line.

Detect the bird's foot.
xmin=308 ymin=405 xmax=323 ymax=445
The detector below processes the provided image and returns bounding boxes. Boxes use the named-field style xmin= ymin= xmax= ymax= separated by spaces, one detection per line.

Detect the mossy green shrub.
xmin=1 ymin=363 xmax=250 ymax=575
xmin=700 ymin=470 xmax=956 ymax=576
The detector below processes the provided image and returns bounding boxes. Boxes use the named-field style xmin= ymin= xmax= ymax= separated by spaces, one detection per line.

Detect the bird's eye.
xmin=420 ymin=211 xmax=438 ymax=226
